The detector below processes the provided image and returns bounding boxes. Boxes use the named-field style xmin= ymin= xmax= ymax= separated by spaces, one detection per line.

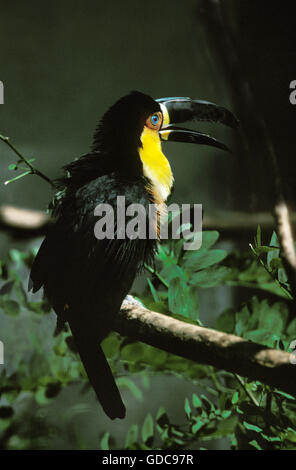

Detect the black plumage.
xmin=30 ymin=91 xmax=160 ymax=419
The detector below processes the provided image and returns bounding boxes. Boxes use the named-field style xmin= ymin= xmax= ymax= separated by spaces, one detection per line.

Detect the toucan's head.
xmin=92 ymin=91 xmax=238 ymax=200
xmin=93 ymin=90 xmax=238 ymax=153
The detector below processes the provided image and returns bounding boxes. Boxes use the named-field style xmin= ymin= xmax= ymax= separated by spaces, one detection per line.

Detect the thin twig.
xmin=249 ymin=243 xmax=292 ymax=300
xmin=0 ymin=134 xmax=54 ymax=187
xmin=144 ymin=263 xmax=169 ymax=288
xmin=234 ymin=373 xmax=260 ymax=408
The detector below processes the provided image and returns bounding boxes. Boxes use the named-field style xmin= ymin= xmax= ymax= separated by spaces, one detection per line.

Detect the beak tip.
xmin=220 ymin=107 xmax=240 ymax=130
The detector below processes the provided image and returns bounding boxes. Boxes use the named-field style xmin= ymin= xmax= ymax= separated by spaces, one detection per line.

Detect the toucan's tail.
xmin=69 ymin=322 xmax=126 ymax=420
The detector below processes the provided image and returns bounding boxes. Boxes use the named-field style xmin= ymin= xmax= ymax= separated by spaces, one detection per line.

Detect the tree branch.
xmin=200 ymin=0 xmax=296 ymax=298
xmin=1 ymin=204 xmax=295 ymax=237
xmin=0 ymin=205 xmax=51 ymax=237
xmin=115 ymin=304 xmax=296 ymax=396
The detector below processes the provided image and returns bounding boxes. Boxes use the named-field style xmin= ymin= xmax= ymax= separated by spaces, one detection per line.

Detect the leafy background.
xmin=1 ymin=228 xmax=296 ymax=450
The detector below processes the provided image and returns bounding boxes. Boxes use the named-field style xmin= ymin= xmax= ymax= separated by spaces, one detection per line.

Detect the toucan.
xmin=29 ymin=91 xmax=238 ymax=420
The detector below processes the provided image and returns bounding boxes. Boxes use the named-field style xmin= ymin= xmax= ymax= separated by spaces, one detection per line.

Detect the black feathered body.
xmin=30 ymin=152 xmax=158 ymax=418
xmin=30 ymin=91 xmax=164 ymax=419
xmin=33 ymin=167 xmax=155 ymax=325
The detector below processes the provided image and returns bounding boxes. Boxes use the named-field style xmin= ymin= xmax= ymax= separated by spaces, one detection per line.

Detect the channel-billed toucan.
xmin=29 ymin=91 xmax=237 ymax=419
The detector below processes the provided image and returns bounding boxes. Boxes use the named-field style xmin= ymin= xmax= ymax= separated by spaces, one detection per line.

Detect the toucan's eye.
xmin=146 ymin=112 xmax=162 ymax=130
xmin=150 ymin=114 xmax=159 ymax=126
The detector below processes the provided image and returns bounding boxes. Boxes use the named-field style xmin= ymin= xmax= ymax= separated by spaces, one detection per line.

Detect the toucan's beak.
xmin=156 ymin=97 xmax=239 ymax=152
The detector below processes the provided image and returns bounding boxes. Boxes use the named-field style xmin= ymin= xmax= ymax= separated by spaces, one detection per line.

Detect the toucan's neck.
xmin=138 ymin=127 xmax=174 ymax=202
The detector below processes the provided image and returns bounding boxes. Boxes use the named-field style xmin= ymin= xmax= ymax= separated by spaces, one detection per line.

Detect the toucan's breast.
xmin=138 ymin=127 xmax=174 ymax=202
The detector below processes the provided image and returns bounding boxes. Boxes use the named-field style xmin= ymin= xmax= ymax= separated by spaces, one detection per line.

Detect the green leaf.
xmin=261 ymin=434 xmax=281 ymax=443
xmin=168 ymin=278 xmax=187 ymax=316
xmin=268 ymin=257 xmax=283 ymax=272
xmin=201 ymin=394 xmax=215 ymax=413
xmin=141 ymin=413 xmax=154 ymax=446
xmin=285 ymin=428 xmax=296 ymax=443
xmin=145 ymin=300 xmax=167 ymax=314
xmin=257 ymin=301 xmax=288 ymax=335
xmin=243 ymin=421 xmax=263 ymax=432
xmin=270 ymin=231 xmax=280 ymax=248
xmin=147 ymin=278 xmax=159 ymax=302
xmin=256 ymin=225 xmax=262 ymax=247
xmin=160 ymin=264 xmax=185 ymax=284
xmin=192 ymin=393 xmax=202 ymax=409
xmin=184 ymin=397 xmax=191 ymax=418
xmin=278 ymin=268 xmax=288 ymax=284
xmin=125 ymin=424 xmax=139 ymax=449
xmin=192 ymin=420 xmax=204 ymax=434
xmin=190 ymin=266 xmax=230 ymax=288
xmin=116 ymin=377 xmax=143 ymax=400
xmin=156 ymin=407 xmax=170 ymax=427
xmin=200 ymin=231 xmax=220 ymax=250
xmin=249 ymin=440 xmax=262 ymax=450
xmin=287 ymin=318 xmax=296 ymax=337
xmin=100 ymin=432 xmax=110 ymax=450
xmin=35 ymin=387 xmax=51 ymax=405
xmin=231 ymin=391 xmax=239 ymax=404
xmin=8 ymin=163 xmax=17 ymax=171
xmin=235 ymin=305 xmax=250 ymax=336
xmin=168 ymin=277 xmax=199 ymax=320
xmin=4 ymin=170 xmax=31 ymax=185
xmin=243 ymin=329 xmax=273 ymax=346
xmin=215 ymin=309 xmax=236 ymax=334
xmin=273 ymin=390 xmax=295 ymax=400
xmin=101 ymin=333 xmax=120 ymax=359
xmin=183 ymin=249 xmax=227 ymax=272
xmin=226 ymin=280 xmax=289 ymax=299
xmin=9 ymin=249 xmax=26 ymax=267
xmin=214 ymin=415 xmax=237 ymax=438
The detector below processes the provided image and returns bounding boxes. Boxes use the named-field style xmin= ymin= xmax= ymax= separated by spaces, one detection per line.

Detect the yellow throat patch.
xmin=139 ymin=126 xmax=174 ymax=202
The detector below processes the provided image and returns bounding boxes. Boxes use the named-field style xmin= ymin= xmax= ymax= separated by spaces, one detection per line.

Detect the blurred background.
xmin=0 ymin=0 xmax=295 ymax=450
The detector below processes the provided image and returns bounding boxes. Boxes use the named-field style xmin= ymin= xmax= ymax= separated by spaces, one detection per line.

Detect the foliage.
xmin=0 ymin=228 xmax=296 ymax=450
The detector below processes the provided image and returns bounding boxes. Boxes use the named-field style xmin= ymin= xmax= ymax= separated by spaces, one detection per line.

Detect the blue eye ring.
xmin=150 ymin=114 xmax=159 ymax=126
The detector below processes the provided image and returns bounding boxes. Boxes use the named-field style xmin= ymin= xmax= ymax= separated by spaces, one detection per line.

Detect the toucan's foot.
xmin=122 ymin=295 xmax=145 ymax=308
